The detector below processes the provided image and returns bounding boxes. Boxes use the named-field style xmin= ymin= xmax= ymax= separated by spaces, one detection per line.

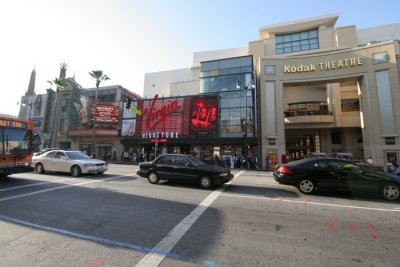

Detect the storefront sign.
xmin=283 ymin=57 xmax=362 ymax=73
xmin=142 ymin=132 xmax=179 ymax=138
xmin=190 ymin=96 xmax=218 ymax=135
xmin=141 ymin=94 xmax=184 ymax=136
xmin=91 ymin=105 xmax=119 ymax=123
xmin=150 ymin=139 xmax=167 ymax=143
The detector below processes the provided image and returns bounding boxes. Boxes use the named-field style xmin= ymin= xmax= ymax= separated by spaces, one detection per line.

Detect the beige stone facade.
xmin=251 ymin=15 xmax=400 ymax=169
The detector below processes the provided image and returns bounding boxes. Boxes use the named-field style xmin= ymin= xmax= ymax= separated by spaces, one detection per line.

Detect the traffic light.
xmin=125 ymin=97 xmax=131 ymax=109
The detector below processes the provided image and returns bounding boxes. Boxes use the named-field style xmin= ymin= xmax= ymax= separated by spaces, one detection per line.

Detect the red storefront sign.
xmin=91 ymin=105 xmax=119 ymax=123
xmin=190 ymin=96 xmax=218 ymax=135
xmin=140 ymin=95 xmax=184 ymax=138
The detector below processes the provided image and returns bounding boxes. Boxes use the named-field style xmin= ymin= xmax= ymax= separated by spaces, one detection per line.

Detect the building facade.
xmin=251 ymin=14 xmax=400 ymax=169
xmin=143 ymin=14 xmax=400 ymax=169
xmin=18 ymin=64 xmax=140 ymax=160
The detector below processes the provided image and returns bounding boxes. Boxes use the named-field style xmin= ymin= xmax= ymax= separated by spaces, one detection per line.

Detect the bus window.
xmin=4 ymin=128 xmax=32 ymax=155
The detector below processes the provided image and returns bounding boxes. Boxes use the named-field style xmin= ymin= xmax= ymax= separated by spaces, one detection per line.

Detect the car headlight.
xmin=84 ymin=163 xmax=95 ymax=167
xmin=219 ymin=173 xmax=228 ymax=177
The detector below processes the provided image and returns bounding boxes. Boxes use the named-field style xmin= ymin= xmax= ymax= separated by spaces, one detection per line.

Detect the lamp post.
xmin=236 ymin=80 xmax=255 ymax=169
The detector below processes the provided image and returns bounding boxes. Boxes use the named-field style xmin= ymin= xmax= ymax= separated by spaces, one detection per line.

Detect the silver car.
xmin=32 ymin=150 xmax=108 ymax=177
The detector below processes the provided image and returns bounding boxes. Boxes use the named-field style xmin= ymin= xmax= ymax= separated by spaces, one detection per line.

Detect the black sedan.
xmin=136 ymin=154 xmax=233 ymax=189
xmin=273 ymin=158 xmax=400 ymax=201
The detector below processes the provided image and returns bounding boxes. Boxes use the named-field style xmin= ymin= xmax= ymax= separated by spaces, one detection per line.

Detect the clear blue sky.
xmin=1 ymin=0 xmax=399 ymax=116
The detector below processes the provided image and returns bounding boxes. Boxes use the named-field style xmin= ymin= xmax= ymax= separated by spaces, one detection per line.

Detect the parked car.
xmin=273 ymin=157 xmax=400 ymax=201
xmin=32 ymin=150 xmax=108 ymax=177
xmin=136 ymin=154 xmax=233 ymax=189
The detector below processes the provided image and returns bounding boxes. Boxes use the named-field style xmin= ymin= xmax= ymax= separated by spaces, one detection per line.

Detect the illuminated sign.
xmin=91 ymin=105 xmax=119 ymax=123
xmin=150 ymin=139 xmax=167 ymax=143
xmin=0 ymin=119 xmax=27 ymax=129
xmin=141 ymin=94 xmax=184 ymax=138
xmin=190 ymin=96 xmax=218 ymax=135
xmin=284 ymin=57 xmax=362 ymax=73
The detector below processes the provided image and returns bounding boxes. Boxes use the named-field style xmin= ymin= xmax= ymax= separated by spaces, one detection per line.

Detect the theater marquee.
xmin=284 ymin=57 xmax=363 ymax=73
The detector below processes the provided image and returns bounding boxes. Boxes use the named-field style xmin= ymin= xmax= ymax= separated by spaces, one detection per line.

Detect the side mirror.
xmin=60 ymin=156 xmax=68 ymax=160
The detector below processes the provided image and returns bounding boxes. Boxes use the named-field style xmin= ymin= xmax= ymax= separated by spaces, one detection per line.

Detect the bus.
xmin=0 ymin=116 xmax=34 ymax=178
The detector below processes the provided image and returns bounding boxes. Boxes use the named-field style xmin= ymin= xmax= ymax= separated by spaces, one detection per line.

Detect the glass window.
xmin=264 ymin=65 xmax=276 ymax=75
xmin=174 ymin=156 xmax=189 ymax=166
xmin=45 ymin=151 xmax=57 ymax=158
xmin=373 ymin=52 xmax=389 ymax=64
xmin=275 ymin=29 xmax=318 ymax=55
xmin=55 ymin=151 xmax=66 ymax=159
xmin=158 ymin=155 xmax=173 ymax=165
xmin=341 ymin=99 xmax=360 ymax=112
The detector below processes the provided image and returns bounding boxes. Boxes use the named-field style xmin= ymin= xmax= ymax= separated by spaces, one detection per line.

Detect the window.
xmin=276 ymin=29 xmax=319 ymax=55
xmin=373 ymin=52 xmax=389 ymax=64
xmin=264 ymin=65 xmax=276 ymax=75
xmin=174 ymin=156 xmax=189 ymax=167
xmin=331 ymin=131 xmax=341 ymax=144
xmin=341 ymin=99 xmax=360 ymax=112
xmin=158 ymin=155 xmax=173 ymax=165
xmin=55 ymin=152 xmax=66 ymax=159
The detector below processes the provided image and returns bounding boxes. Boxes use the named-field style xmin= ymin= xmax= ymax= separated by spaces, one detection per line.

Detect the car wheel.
xmin=148 ymin=172 xmax=159 ymax=184
xmin=71 ymin=165 xmax=81 ymax=177
xmin=35 ymin=163 xmax=45 ymax=174
xmin=297 ymin=178 xmax=316 ymax=194
xmin=382 ymin=183 xmax=400 ymax=201
xmin=199 ymin=175 xmax=214 ymax=189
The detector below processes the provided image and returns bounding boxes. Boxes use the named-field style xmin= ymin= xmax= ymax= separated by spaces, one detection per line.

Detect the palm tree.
xmin=89 ymin=70 xmax=110 ymax=103
xmin=89 ymin=70 xmax=110 ymax=158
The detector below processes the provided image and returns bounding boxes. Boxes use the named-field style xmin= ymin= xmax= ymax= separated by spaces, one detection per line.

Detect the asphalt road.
xmin=0 ymin=164 xmax=399 ymax=267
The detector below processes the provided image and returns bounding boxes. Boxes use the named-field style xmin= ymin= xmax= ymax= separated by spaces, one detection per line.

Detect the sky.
xmin=1 ymin=0 xmax=399 ymax=116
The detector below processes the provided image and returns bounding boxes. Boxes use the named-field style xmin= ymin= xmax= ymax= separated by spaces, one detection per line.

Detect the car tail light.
xmin=276 ymin=166 xmax=293 ymax=174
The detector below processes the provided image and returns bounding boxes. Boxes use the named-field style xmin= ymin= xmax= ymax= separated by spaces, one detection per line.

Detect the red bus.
xmin=0 ymin=116 xmax=34 ymax=178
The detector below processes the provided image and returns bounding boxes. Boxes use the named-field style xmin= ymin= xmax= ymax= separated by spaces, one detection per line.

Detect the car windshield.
xmin=65 ymin=151 xmax=92 ymax=160
xmin=186 ymin=155 xmax=206 ymax=166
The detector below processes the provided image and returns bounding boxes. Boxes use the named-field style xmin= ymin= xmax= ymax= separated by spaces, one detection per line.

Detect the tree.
xmin=89 ymin=70 xmax=110 ymax=158
xmin=89 ymin=70 xmax=110 ymax=103
xmin=48 ymin=77 xmax=70 ymax=92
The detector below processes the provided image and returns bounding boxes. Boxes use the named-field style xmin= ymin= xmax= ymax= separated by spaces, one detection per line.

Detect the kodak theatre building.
xmin=251 ymin=14 xmax=400 ymax=168
xmin=141 ymin=14 xmax=400 ymax=169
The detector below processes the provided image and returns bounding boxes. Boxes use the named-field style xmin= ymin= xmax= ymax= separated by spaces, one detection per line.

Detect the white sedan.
xmin=32 ymin=150 xmax=108 ymax=177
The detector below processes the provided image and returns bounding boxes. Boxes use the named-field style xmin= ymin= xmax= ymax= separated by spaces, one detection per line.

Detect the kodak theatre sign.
xmin=284 ymin=57 xmax=362 ymax=73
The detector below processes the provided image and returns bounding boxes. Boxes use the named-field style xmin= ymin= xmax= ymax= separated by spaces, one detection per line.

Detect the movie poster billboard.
xmin=121 ymin=119 xmax=136 ymax=136
xmin=190 ymin=96 xmax=218 ymax=135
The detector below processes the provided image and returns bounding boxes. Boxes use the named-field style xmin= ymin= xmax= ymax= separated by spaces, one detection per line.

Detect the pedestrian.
xmin=281 ymin=153 xmax=287 ymax=164
xmin=367 ymin=157 xmax=374 ymax=165
xmin=265 ymin=154 xmax=271 ymax=171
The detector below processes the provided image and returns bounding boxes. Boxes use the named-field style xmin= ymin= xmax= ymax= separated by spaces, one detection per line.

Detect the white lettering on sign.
xmin=284 ymin=57 xmax=362 ymax=73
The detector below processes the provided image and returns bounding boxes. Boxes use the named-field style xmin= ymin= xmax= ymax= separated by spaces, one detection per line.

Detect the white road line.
xmin=135 ymin=171 xmax=245 ymax=267
xmin=0 ymin=175 xmax=127 ymax=202
xmin=0 ymin=178 xmax=71 ymax=192
xmin=221 ymin=193 xmax=400 ymax=212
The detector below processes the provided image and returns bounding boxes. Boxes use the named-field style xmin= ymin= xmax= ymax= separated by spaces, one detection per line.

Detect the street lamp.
xmin=23 ymin=102 xmax=33 ymax=120
xmin=236 ymin=80 xmax=255 ymax=169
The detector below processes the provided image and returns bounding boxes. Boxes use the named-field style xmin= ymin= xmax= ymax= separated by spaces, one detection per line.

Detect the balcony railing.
xmin=284 ymin=101 xmax=332 ymax=117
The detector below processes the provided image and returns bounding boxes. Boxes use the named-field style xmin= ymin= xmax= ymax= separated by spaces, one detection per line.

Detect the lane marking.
xmin=135 ymin=171 xmax=245 ymax=267
xmin=0 ymin=178 xmax=71 ymax=192
xmin=220 ymin=193 xmax=400 ymax=212
xmin=0 ymin=214 xmax=209 ymax=265
xmin=0 ymin=175 xmax=128 ymax=202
